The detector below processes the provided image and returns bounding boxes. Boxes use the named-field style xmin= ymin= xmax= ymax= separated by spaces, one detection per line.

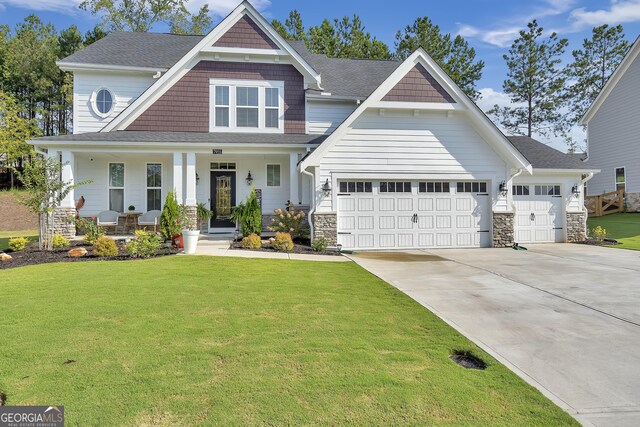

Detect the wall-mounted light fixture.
xmin=322 ymin=179 xmax=331 ymax=196
xmin=572 ymin=184 xmax=580 ymax=197
xmin=196 ymin=173 xmax=200 ymax=185
xmin=499 ymin=180 xmax=508 ymax=196
xmin=246 ymin=171 xmax=253 ymax=186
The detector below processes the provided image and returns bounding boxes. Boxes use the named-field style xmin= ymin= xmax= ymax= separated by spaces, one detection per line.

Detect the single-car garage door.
xmin=337 ymin=180 xmax=491 ymax=250
xmin=513 ymin=184 xmax=563 ymax=243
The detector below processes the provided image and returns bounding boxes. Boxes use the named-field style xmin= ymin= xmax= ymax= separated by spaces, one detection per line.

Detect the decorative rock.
xmin=1 ymin=252 xmax=12 ymax=262
xmin=68 ymin=247 xmax=88 ymax=257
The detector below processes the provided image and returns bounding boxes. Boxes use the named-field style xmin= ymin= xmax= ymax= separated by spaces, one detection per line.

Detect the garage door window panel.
xmin=457 ymin=182 xmax=487 ymax=193
xmin=380 ymin=182 xmax=411 ymax=193
xmin=339 ymin=181 xmax=372 ymax=193
xmin=419 ymin=182 xmax=450 ymax=193
xmin=535 ymin=185 xmax=561 ymax=196
xmin=513 ymin=185 xmax=530 ymax=196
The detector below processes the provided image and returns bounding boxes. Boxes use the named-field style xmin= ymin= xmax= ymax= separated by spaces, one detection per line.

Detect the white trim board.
xmin=101 ymin=1 xmax=321 ymax=133
xmin=299 ymin=48 xmax=532 ymax=174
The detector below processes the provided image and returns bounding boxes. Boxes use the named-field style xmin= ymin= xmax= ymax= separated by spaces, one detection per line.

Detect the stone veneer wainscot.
xmin=312 ymin=212 xmax=337 ymax=246
xmin=493 ymin=212 xmax=514 ymax=248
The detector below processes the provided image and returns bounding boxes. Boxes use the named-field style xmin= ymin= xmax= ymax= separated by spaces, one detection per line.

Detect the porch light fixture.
xmin=246 ymin=171 xmax=253 ymax=185
xmin=322 ymin=179 xmax=331 ymax=196
xmin=337 ymin=243 xmax=343 ymax=253
xmin=499 ymin=180 xmax=508 ymax=196
xmin=572 ymin=184 xmax=580 ymax=196
xmin=196 ymin=173 xmax=200 ymax=185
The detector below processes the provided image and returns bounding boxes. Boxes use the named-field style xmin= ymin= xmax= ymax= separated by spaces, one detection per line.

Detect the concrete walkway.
xmin=192 ymin=235 xmax=349 ymax=262
xmin=349 ymin=244 xmax=640 ymax=427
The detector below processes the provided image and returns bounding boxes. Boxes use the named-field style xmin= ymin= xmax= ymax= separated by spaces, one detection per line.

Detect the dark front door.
xmin=210 ymin=171 xmax=236 ymax=228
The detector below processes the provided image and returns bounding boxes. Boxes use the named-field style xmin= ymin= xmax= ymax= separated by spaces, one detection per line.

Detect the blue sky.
xmin=1 ymin=0 xmax=639 ymax=149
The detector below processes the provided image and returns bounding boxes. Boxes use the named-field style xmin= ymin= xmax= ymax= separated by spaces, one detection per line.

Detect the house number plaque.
xmin=212 ymin=149 xmax=223 ymax=155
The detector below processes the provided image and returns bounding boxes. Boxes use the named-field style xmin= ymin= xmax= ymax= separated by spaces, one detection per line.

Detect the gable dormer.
xmin=212 ymin=14 xmax=278 ymax=50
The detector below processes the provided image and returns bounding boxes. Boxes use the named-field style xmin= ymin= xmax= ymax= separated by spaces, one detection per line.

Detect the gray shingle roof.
xmin=58 ymin=32 xmax=203 ymax=69
xmin=34 ymin=131 xmax=327 ymax=145
xmin=58 ymin=32 xmax=399 ymax=98
xmin=288 ymin=40 xmax=400 ymax=98
xmin=507 ymin=136 xmax=594 ymax=170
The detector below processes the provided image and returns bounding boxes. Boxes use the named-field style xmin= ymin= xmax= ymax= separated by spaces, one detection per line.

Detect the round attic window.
xmin=92 ymin=88 xmax=115 ymax=117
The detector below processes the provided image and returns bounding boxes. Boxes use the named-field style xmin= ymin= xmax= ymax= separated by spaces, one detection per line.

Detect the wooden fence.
xmin=585 ymin=189 xmax=624 ymax=217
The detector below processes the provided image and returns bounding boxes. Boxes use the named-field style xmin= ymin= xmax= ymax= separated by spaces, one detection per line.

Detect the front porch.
xmin=50 ymin=147 xmax=312 ymax=238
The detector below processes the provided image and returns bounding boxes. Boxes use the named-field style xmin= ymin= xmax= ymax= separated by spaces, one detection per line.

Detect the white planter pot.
xmin=182 ymin=229 xmax=200 ymax=254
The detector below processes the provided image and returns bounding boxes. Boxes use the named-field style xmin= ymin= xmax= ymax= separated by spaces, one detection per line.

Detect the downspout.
xmin=301 ymin=166 xmax=315 ymax=240
xmin=508 ymin=168 xmax=524 ymax=211
xmin=581 ymin=172 xmax=595 ymax=230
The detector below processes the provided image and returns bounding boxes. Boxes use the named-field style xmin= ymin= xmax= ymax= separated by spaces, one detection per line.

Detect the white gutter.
xmin=581 ymin=172 xmax=595 ymax=232
xmin=509 ymin=168 xmax=524 ymax=211
xmin=56 ymin=61 xmax=167 ymax=74
xmin=301 ymin=167 xmax=315 ymax=240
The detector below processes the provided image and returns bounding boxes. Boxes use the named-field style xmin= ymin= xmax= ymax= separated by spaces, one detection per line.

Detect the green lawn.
xmin=0 ymin=257 xmax=576 ymax=426
xmin=587 ymin=212 xmax=640 ymax=250
xmin=0 ymin=230 xmax=38 ymax=251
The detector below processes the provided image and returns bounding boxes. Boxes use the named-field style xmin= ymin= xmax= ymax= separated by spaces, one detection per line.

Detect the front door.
xmin=210 ymin=171 xmax=236 ymax=229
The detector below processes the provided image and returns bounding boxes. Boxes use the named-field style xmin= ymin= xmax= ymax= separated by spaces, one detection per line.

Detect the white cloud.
xmin=458 ymin=25 xmax=522 ymax=48
xmin=0 ymin=0 xmax=82 ymax=13
xmin=570 ymin=0 xmax=640 ymax=28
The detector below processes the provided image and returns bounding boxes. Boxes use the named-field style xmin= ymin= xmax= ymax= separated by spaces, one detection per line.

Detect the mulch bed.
xmin=229 ymin=238 xmax=342 ymax=256
xmin=577 ymin=238 xmax=619 ymax=247
xmin=1 ymin=241 xmax=177 ymax=270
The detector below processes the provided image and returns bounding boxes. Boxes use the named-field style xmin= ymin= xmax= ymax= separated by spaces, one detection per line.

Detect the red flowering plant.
xmin=74 ymin=215 xmax=105 ymax=245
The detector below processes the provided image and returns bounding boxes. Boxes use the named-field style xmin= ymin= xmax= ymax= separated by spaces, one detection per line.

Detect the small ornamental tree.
xmin=14 ymin=156 xmax=91 ymax=250
xmin=160 ymin=191 xmax=181 ymax=240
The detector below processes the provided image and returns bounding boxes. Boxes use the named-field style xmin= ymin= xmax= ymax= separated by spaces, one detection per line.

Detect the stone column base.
xmin=52 ymin=207 xmax=76 ymax=239
xmin=312 ymin=212 xmax=337 ymax=246
xmin=492 ymin=212 xmax=514 ymax=248
xmin=186 ymin=205 xmax=198 ymax=230
xmin=625 ymin=192 xmax=640 ymax=212
xmin=566 ymin=211 xmax=587 ymax=242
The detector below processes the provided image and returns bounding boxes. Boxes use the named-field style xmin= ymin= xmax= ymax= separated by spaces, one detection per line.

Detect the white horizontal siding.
xmin=587 ymin=54 xmax=640 ymax=194
xmin=307 ymin=99 xmax=357 ymax=134
xmin=73 ymin=71 xmax=156 ymax=134
xmin=315 ymin=109 xmax=508 ymax=212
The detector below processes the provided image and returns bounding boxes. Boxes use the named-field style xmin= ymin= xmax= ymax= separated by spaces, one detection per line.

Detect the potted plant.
xmin=179 ymin=205 xmax=199 ymax=254
xmin=128 ymin=205 xmax=136 ymax=212
xmin=160 ymin=191 xmax=182 ymax=248
xmin=196 ymin=202 xmax=213 ymax=230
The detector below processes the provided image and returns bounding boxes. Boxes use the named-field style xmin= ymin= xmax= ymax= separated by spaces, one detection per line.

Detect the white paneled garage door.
xmin=337 ymin=181 xmax=491 ymax=250
xmin=513 ymin=185 xmax=563 ymax=243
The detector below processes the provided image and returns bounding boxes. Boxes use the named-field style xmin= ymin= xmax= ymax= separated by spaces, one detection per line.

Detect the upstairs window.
xmin=92 ymin=88 xmax=115 ymax=117
xmin=210 ymin=79 xmax=284 ymax=132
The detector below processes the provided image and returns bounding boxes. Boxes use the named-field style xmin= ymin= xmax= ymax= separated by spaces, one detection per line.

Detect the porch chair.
xmin=96 ymin=210 xmax=120 ymax=234
xmin=137 ymin=210 xmax=161 ymax=232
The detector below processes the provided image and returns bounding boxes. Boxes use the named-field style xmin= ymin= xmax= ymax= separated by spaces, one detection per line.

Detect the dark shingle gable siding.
xmin=382 ymin=64 xmax=455 ymax=103
xmin=126 ymin=61 xmax=305 ymax=134
xmin=213 ymin=15 xmax=278 ymax=50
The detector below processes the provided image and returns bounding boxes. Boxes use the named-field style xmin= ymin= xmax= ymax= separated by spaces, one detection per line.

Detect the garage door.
xmin=337 ymin=180 xmax=491 ymax=250
xmin=513 ymin=184 xmax=563 ymax=243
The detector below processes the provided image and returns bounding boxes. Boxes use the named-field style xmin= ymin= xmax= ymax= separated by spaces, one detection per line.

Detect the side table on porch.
xmin=120 ymin=212 xmax=142 ymax=234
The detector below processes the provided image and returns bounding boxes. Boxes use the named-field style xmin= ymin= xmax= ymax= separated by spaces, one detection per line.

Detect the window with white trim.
xmin=419 ymin=182 xmax=450 ymax=193
xmin=616 ymin=167 xmax=626 ymax=191
xmin=267 ymin=164 xmax=280 ymax=187
xmin=339 ymin=181 xmax=372 ymax=193
xmin=92 ymin=88 xmax=115 ymax=117
xmin=380 ymin=182 xmax=411 ymax=193
xmin=210 ymin=79 xmax=284 ymax=132
xmin=109 ymin=163 xmax=125 ymax=212
xmin=146 ymin=163 xmax=162 ymax=211
xmin=534 ymin=185 xmax=561 ymax=196
xmin=512 ymin=185 xmax=529 ymax=196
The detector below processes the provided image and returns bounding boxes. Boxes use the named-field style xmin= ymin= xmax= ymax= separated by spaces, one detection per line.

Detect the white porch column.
xmin=289 ymin=152 xmax=299 ymax=205
xmin=173 ymin=152 xmax=184 ymax=203
xmin=60 ymin=150 xmax=75 ymax=208
xmin=185 ymin=152 xmax=197 ymax=206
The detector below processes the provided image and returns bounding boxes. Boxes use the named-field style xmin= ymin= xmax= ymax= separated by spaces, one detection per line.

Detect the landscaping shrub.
xmin=268 ymin=207 xmax=308 ymax=239
xmin=52 ymin=234 xmax=70 ymax=249
xmin=126 ymin=230 xmax=163 ymax=259
xmin=271 ymin=232 xmax=294 ymax=251
xmin=8 ymin=237 xmax=29 ymax=252
xmin=590 ymin=225 xmax=607 ymax=242
xmin=93 ymin=236 xmax=119 ymax=257
xmin=76 ymin=217 xmax=105 ymax=245
xmin=311 ymin=237 xmax=328 ymax=252
xmin=231 ymin=187 xmax=262 ymax=237
xmin=196 ymin=202 xmax=213 ymax=229
xmin=241 ymin=233 xmax=262 ymax=249
xmin=160 ymin=191 xmax=181 ymax=241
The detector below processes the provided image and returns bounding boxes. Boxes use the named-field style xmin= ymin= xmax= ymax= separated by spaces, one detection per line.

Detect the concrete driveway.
xmin=349 ymin=244 xmax=640 ymax=427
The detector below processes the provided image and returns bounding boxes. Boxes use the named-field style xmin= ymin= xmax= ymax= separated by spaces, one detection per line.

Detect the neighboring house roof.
xmin=33 ymin=131 xmax=327 ymax=145
xmin=58 ymin=32 xmax=202 ymax=70
xmin=287 ymin=40 xmax=400 ymax=98
xmin=507 ymin=136 xmax=596 ymax=170
xmin=580 ymin=35 xmax=640 ymax=125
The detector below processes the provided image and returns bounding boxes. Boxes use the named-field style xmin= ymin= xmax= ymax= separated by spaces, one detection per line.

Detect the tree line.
xmin=0 ymin=0 xmax=633 ymax=187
